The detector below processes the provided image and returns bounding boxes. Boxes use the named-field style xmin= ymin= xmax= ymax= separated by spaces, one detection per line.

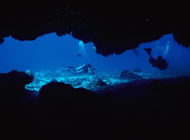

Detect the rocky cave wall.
xmin=0 ymin=2 xmax=190 ymax=56
xmin=1 ymin=2 xmax=190 ymax=139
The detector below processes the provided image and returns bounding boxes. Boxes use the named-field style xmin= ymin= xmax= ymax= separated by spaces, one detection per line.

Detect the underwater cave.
xmin=0 ymin=2 xmax=190 ymax=139
xmin=0 ymin=33 xmax=190 ymax=93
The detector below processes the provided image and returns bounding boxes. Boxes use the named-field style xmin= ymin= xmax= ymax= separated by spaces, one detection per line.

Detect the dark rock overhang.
xmin=0 ymin=2 xmax=189 ymax=56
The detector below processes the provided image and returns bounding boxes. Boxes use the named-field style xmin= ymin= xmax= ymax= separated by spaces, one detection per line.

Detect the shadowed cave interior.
xmin=0 ymin=3 xmax=190 ymax=139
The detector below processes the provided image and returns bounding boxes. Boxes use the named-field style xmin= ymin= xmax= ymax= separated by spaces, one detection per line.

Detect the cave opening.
xmin=0 ymin=33 xmax=190 ymax=92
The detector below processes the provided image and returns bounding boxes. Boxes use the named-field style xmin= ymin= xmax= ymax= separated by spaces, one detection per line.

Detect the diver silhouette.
xmin=63 ymin=64 xmax=95 ymax=75
xmin=144 ymin=48 xmax=168 ymax=70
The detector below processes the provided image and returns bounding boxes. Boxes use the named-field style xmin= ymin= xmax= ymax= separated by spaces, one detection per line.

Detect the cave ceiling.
xmin=0 ymin=2 xmax=189 ymax=56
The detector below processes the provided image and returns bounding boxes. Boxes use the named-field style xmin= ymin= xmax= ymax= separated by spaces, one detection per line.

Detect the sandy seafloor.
xmin=25 ymin=68 xmax=185 ymax=94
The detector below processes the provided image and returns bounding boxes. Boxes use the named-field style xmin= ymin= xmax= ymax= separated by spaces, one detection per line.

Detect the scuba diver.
xmin=63 ymin=64 xmax=95 ymax=75
xmin=144 ymin=48 xmax=168 ymax=70
xmin=77 ymin=40 xmax=86 ymax=57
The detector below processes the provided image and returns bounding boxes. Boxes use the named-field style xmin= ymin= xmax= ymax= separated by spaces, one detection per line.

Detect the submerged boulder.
xmin=86 ymin=76 xmax=107 ymax=89
xmin=0 ymin=70 xmax=34 ymax=99
xmin=94 ymin=77 xmax=107 ymax=87
xmin=39 ymin=82 xmax=75 ymax=99
xmin=120 ymin=70 xmax=143 ymax=80
xmin=39 ymin=81 xmax=103 ymax=123
xmin=39 ymin=81 xmax=100 ymax=105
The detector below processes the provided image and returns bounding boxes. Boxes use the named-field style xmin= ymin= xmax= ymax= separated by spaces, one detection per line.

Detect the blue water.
xmin=0 ymin=33 xmax=190 ymax=75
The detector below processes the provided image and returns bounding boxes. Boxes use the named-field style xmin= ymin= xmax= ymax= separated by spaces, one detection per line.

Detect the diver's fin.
xmin=62 ymin=67 xmax=76 ymax=75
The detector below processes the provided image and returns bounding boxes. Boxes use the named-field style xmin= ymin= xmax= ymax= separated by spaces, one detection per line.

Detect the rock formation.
xmin=0 ymin=2 xmax=190 ymax=56
xmin=0 ymin=70 xmax=33 ymax=99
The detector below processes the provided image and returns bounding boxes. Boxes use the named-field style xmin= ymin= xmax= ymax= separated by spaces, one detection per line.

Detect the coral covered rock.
xmin=92 ymin=76 xmax=107 ymax=87
xmin=120 ymin=70 xmax=143 ymax=80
